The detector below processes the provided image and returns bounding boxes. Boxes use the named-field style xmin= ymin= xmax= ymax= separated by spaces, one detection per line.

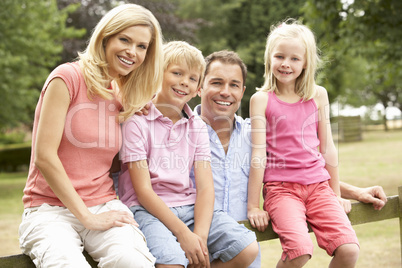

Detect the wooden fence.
xmin=332 ymin=116 xmax=363 ymax=142
xmin=1 ymin=186 xmax=401 ymax=267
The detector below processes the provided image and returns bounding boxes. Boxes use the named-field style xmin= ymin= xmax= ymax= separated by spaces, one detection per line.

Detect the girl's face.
xmin=270 ymin=37 xmax=306 ymax=87
xmin=105 ymin=25 xmax=152 ymax=79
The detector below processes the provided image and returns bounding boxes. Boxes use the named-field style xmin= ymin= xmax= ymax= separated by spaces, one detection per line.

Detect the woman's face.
xmin=105 ymin=25 xmax=152 ymax=78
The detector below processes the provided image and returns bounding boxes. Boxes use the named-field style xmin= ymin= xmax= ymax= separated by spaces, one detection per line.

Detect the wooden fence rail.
xmin=1 ymin=186 xmax=401 ymax=268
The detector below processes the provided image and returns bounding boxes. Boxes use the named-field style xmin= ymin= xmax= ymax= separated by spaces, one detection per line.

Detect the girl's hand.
xmin=177 ymin=230 xmax=210 ymax=268
xmin=247 ymin=207 xmax=270 ymax=232
xmin=82 ymin=210 xmax=138 ymax=231
xmin=338 ymin=196 xmax=352 ymax=214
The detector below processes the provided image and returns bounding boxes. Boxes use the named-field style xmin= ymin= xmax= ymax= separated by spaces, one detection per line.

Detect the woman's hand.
xmin=82 ymin=210 xmax=138 ymax=231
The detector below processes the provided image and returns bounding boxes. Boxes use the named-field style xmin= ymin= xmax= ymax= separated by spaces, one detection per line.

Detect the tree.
xmin=304 ymin=0 xmax=402 ymax=130
xmin=177 ymin=0 xmax=306 ymax=117
xmin=0 ymin=0 xmax=83 ymax=133
xmin=57 ymin=0 xmax=200 ymax=63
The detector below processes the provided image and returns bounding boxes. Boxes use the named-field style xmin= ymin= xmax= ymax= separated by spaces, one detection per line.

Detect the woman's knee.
xmin=100 ymin=250 xmax=155 ymax=268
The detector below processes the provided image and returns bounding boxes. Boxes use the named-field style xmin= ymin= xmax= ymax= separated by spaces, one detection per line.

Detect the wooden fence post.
xmin=399 ymin=186 xmax=402 ymax=265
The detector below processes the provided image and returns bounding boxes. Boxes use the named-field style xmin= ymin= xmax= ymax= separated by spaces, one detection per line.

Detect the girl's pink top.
xmin=23 ymin=62 xmax=121 ymax=208
xmin=264 ymin=91 xmax=330 ymax=185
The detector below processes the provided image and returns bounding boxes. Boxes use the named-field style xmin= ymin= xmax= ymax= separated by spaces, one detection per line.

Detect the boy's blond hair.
xmin=258 ymin=19 xmax=321 ymax=101
xmin=162 ymin=41 xmax=206 ymax=87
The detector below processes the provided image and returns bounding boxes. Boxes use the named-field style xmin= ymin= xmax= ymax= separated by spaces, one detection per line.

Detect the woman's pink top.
xmin=264 ymin=91 xmax=330 ymax=185
xmin=23 ymin=62 xmax=121 ymax=208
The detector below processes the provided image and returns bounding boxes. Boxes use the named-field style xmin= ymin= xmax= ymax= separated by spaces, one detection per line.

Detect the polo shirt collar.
xmin=145 ymin=101 xmax=195 ymax=122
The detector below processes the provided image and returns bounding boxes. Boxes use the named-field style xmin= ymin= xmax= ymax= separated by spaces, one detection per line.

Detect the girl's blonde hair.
xmin=162 ymin=41 xmax=206 ymax=87
xmin=258 ymin=19 xmax=321 ymax=101
xmin=78 ymin=3 xmax=164 ymax=120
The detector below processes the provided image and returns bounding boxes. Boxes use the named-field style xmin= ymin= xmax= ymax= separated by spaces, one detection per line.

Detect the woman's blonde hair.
xmin=162 ymin=41 xmax=206 ymax=87
xmin=258 ymin=19 xmax=321 ymax=101
xmin=78 ymin=3 xmax=164 ymax=120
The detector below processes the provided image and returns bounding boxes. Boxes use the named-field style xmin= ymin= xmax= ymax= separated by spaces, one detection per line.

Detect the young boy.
xmin=118 ymin=41 xmax=258 ymax=267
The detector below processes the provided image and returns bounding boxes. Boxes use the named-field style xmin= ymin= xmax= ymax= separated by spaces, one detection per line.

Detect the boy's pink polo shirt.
xmin=118 ymin=102 xmax=211 ymax=208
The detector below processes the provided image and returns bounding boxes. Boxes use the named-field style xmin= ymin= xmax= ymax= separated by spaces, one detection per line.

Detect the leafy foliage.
xmin=177 ymin=0 xmax=306 ymax=116
xmin=0 ymin=0 xmax=84 ymax=132
xmin=305 ymin=0 xmax=402 ymax=125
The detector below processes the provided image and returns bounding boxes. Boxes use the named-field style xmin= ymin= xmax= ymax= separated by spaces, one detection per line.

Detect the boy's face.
xmin=159 ymin=63 xmax=200 ymax=108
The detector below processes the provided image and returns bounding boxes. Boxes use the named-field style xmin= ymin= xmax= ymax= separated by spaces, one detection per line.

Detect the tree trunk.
xmin=383 ymin=112 xmax=388 ymax=131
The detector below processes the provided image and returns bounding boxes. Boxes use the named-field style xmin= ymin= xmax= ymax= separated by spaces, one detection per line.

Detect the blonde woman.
xmin=19 ymin=4 xmax=163 ymax=267
xmin=247 ymin=19 xmax=360 ymax=268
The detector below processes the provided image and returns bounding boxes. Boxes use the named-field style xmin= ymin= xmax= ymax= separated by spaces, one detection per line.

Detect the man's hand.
xmin=247 ymin=207 xmax=269 ymax=232
xmin=356 ymin=186 xmax=387 ymax=210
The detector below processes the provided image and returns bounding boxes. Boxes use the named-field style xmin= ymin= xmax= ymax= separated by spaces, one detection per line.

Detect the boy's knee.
xmin=246 ymin=241 xmax=259 ymax=260
xmin=233 ymin=241 xmax=259 ymax=266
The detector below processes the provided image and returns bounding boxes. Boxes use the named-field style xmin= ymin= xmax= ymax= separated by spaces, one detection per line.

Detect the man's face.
xmin=199 ymin=61 xmax=245 ymax=124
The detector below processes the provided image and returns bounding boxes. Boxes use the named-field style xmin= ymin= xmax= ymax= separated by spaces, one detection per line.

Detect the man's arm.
xmin=340 ymin=182 xmax=387 ymax=210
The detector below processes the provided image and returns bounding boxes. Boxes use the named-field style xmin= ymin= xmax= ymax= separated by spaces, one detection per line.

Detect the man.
xmin=193 ymin=50 xmax=388 ymax=268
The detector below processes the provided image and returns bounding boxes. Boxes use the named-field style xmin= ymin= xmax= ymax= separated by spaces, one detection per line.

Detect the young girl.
xmin=19 ymin=4 xmax=163 ymax=267
xmin=247 ymin=19 xmax=360 ymax=267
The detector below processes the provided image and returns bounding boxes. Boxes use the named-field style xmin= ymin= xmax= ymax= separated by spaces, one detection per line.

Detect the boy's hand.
xmin=247 ymin=207 xmax=269 ymax=232
xmin=178 ymin=230 xmax=210 ymax=268
xmin=134 ymin=103 xmax=150 ymax=116
xmin=338 ymin=196 xmax=352 ymax=214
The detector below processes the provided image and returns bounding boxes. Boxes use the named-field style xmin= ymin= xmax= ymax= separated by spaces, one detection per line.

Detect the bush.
xmin=0 ymin=144 xmax=31 ymax=172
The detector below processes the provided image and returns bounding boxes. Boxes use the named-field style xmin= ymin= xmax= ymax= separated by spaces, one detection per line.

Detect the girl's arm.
xmin=35 ymin=78 xmax=136 ymax=230
xmin=316 ymin=86 xmax=351 ymax=212
xmin=247 ymin=91 xmax=270 ymax=232
xmin=128 ymin=160 xmax=210 ymax=267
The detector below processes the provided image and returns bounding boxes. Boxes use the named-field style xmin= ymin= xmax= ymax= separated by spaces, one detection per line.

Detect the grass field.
xmin=0 ymin=130 xmax=401 ymax=267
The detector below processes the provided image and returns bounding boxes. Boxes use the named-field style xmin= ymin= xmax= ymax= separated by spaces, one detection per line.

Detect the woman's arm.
xmin=247 ymin=91 xmax=270 ymax=232
xmin=128 ymin=159 xmax=209 ymax=267
xmin=35 ymin=78 xmax=136 ymax=230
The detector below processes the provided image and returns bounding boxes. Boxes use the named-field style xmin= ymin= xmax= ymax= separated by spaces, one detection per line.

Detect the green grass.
xmin=0 ymin=172 xmax=26 ymax=215
xmin=0 ymin=172 xmax=26 ymax=256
